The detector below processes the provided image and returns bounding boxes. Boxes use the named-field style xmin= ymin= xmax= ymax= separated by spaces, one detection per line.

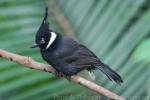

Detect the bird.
xmin=31 ymin=8 xmax=123 ymax=84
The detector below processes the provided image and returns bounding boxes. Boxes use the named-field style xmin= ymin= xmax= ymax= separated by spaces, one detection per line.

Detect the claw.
xmin=55 ymin=72 xmax=72 ymax=81
xmin=55 ymin=72 xmax=64 ymax=77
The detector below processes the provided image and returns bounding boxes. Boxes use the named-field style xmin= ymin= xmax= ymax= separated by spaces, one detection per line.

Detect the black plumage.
xmin=31 ymin=8 xmax=123 ymax=84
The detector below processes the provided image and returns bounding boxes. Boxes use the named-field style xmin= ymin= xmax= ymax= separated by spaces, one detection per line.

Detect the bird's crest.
xmin=43 ymin=7 xmax=48 ymax=24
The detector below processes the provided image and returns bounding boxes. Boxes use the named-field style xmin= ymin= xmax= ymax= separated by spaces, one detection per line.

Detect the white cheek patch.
xmin=46 ymin=32 xmax=57 ymax=49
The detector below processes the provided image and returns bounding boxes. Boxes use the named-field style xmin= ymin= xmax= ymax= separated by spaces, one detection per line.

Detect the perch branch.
xmin=0 ymin=49 xmax=124 ymax=100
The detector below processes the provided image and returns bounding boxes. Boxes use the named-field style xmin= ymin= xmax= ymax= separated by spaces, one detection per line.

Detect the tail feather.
xmin=96 ymin=63 xmax=123 ymax=84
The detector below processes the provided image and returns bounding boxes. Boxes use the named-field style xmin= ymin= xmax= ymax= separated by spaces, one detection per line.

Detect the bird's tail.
xmin=96 ymin=62 xmax=123 ymax=84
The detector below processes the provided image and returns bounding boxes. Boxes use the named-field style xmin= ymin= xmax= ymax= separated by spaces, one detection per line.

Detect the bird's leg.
xmin=65 ymin=75 xmax=71 ymax=81
xmin=55 ymin=72 xmax=72 ymax=81
xmin=55 ymin=71 xmax=64 ymax=77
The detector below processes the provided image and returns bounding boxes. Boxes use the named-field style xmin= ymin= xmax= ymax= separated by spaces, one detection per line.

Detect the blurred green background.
xmin=0 ymin=0 xmax=150 ymax=100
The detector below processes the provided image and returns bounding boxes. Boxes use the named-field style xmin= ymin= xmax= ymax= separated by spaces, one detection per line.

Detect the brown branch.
xmin=0 ymin=49 xmax=125 ymax=100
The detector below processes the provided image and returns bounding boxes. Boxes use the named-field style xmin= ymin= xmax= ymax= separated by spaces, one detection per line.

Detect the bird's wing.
xmin=62 ymin=45 xmax=123 ymax=84
xmin=75 ymin=45 xmax=101 ymax=67
xmin=64 ymin=44 xmax=101 ymax=70
xmin=63 ymin=44 xmax=123 ymax=84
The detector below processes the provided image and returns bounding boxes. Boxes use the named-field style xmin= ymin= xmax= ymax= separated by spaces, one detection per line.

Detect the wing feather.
xmin=63 ymin=44 xmax=123 ymax=83
xmin=64 ymin=44 xmax=100 ymax=70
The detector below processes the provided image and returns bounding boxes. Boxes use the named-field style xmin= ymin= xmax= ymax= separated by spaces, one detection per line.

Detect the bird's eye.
xmin=40 ymin=38 xmax=45 ymax=44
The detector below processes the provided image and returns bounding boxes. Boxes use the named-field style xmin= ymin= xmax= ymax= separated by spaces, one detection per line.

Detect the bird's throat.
xmin=46 ymin=32 xmax=57 ymax=49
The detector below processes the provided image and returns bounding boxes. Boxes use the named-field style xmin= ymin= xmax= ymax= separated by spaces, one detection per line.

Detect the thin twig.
xmin=0 ymin=49 xmax=125 ymax=100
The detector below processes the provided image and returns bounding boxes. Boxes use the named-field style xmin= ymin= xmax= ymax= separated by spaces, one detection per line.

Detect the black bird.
xmin=31 ymin=8 xmax=123 ymax=84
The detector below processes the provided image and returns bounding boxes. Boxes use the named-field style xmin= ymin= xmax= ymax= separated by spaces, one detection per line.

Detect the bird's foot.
xmin=55 ymin=72 xmax=71 ymax=81
xmin=55 ymin=72 xmax=64 ymax=77
xmin=65 ymin=75 xmax=71 ymax=81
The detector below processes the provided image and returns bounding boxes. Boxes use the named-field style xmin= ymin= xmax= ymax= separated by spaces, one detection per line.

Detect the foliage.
xmin=58 ymin=0 xmax=150 ymax=99
xmin=0 ymin=0 xmax=149 ymax=100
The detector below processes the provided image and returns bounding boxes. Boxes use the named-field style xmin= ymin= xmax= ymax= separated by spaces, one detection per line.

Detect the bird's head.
xmin=31 ymin=7 xmax=57 ymax=50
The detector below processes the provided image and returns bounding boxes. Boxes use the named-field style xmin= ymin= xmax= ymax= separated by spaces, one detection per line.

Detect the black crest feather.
xmin=43 ymin=7 xmax=48 ymax=23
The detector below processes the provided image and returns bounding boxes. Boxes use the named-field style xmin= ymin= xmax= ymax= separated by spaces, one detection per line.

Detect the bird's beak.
xmin=30 ymin=43 xmax=39 ymax=48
